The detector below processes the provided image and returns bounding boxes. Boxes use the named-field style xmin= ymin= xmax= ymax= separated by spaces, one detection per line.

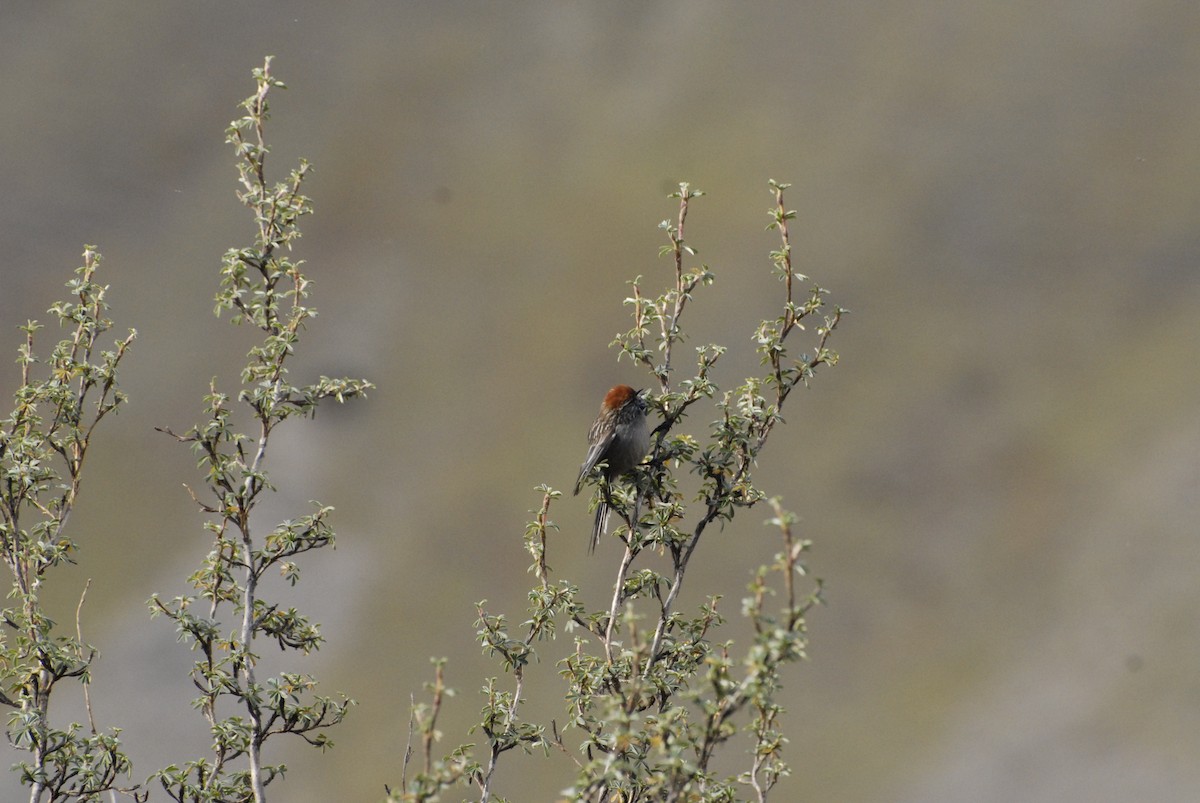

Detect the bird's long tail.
xmin=590 ymin=499 xmax=608 ymax=554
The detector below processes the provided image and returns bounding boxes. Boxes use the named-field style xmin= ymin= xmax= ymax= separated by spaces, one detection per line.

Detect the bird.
xmin=574 ymin=384 xmax=650 ymax=553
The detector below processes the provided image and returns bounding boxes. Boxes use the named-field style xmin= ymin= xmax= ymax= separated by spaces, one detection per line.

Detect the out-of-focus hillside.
xmin=2 ymin=3 xmax=1198 ymax=801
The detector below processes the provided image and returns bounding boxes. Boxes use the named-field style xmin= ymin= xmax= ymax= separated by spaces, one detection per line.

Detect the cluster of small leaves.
xmin=0 ymin=247 xmax=137 ymax=801
xmin=388 ymin=659 xmax=480 ymax=802
xmin=400 ymin=182 xmax=845 ymax=801
xmin=388 ymin=489 xmax=579 ymax=803
xmin=148 ymin=58 xmax=371 ymax=803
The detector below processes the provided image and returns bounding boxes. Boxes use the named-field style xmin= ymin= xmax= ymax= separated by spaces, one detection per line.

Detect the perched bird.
xmin=574 ymin=384 xmax=650 ymax=553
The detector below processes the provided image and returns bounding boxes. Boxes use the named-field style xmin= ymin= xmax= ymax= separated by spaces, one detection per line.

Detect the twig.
xmin=604 ymin=544 xmax=637 ymax=664
xmin=74 ymin=579 xmax=99 ymax=734
xmin=400 ymin=692 xmax=416 ymax=791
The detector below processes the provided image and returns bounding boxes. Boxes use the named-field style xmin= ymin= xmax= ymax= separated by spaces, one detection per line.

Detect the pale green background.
xmin=2 ymin=2 xmax=1198 ymax=801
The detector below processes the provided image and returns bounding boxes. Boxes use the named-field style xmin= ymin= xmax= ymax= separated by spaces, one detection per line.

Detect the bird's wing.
xmin=574 ymin=432 xmax=615 ymax=494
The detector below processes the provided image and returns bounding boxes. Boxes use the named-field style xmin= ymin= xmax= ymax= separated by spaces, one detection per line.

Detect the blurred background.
xmin=2 ymin=2 xmax=1198 ymax=801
